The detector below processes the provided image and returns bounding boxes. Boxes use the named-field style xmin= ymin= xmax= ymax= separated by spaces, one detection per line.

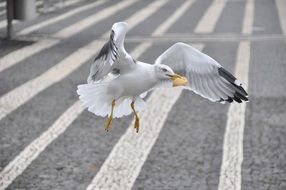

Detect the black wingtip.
xmin=218 ymin=67 xmax=248 ymax=97
xmin=234 ymin=92 xmax=248 ymax=102
xmin=93 ymin=29 xmax=118 ymax=63
xmin=217 ymin=67 xmax=249 ymax=104
xmin=217 ymin=92 xmax=249 ymax=104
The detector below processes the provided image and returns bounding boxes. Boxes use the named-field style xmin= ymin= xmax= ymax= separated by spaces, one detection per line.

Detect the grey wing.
xmin=155 ymin=42 xmax=248 ymax=103
xmin=87 ymin=22 xmax=134 ymax=83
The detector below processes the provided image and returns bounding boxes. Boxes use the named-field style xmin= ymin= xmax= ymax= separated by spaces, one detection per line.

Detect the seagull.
xmin=77 ymin=22 xmax=248 ymax=133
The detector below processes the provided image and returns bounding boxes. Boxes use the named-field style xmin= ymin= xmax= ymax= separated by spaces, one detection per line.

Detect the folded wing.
xmin=155 ymin=42 xmax=248 ymax=103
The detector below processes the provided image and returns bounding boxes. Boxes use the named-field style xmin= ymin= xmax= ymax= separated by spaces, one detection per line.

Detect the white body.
xmin=108 ymin=62 xmax=156 ymax=99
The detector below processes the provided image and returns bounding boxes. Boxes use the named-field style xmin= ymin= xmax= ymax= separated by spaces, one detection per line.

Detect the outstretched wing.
xmin=87 ymin=22 xmax=134 ymax=83
xmin=155 ymin=42 xmax=248 ymax=103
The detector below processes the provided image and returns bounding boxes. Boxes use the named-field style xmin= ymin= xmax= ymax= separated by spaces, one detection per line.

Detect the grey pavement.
xmin=0 ymin=0 xmax=286 ymax=190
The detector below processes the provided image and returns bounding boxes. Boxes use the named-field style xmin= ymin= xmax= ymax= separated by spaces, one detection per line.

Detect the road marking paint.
xmin=194 ymin=0 xmax=226 ymax=33
xmin=218 ymin=0 xmax=254 ymax=190
xmin=126 ymin=0 xmax=195 ymax=59
xmin=61 ymin=0 xmax=84 ymax=7
xmin=0 ymin=40 xmax=59 ymax=73
xmin=153 ymin=0 xmax=195 ymax=36
xmin=0 ymin=101 xmax=83 ymax=190
xmin=276 ymin=0 xmax=286 ymax=34
xmin=0 ymin=20 xmax=19 ymax=30
xmin=0 ymin=1 xmax=169 ymax=188
xmin=52 ymin=0 xmax=137 ymax=39
xmin=0 ymin=10 xmax=5 ymax=17
xmin=0 ymin=20 xmax=6 ymax=29
xmin=242 ymin=0 xmax=254 ymax=35
xmin=0 ymin=0 xmax=137 ymax=73
xmin=36 ymin=0 xmax=43 ymax=7
xmin=17 ymin=0 xmax=105 ymax=36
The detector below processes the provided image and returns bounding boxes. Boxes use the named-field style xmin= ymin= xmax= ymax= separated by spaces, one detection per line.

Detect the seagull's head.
xmin=155 ymin=64 xmax=188 ymax=87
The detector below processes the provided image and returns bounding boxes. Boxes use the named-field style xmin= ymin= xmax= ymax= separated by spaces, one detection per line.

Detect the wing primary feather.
xmin=224 ymin=80 xmax=248 ymax=99
xmin=218 ymin=67 xmax=236 ymax=84
xmin=210 ymin=79 xmax=228 ymax=100
xmin=207 ymin=78 xmax=223 ymax=101
xmin=233 ymin=95 xmax=242 ymax=103
xmin=217 ymin=79 xmax=234 ymax=97
xmin=215 ymin=83 xmax=228 ymax=100
xmin=202 ymin=79 xmax=217 ymax=101
xmin=218 ymin=67 xmax=248 ymax=97
xmin=94 ymin=42 xmax=110 ymax=62
xmin=196 ymin=73 xmax=209 ymax=99
xmin=234 ymin=91 xmax=249 ymax=101
xmin=226 ymin=96 xmax=234 ymax=103
xmin=192 ymin=72 xmax=201 ymax=95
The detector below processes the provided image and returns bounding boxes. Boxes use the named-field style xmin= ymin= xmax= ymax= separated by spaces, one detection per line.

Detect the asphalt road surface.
xmin=1 ymin=0 xmax=286 ymax=189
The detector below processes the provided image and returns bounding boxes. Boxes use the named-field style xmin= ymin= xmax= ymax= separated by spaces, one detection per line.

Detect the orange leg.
xmin=105 ymin=99 xmax=115 ymax=132
xmin=131 ymin=101 xmax=140 ymax=133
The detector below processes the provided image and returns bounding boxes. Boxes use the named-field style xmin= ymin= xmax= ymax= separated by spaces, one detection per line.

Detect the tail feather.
xmin=77 ymin=83 xmax=113 ymax=117
xmin=77 ymin=83 xmax=146 ymax=118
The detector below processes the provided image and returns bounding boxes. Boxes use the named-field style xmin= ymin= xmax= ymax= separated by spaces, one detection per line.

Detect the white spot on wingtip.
xmin=234 ymin=79 xmax=242 ymax=86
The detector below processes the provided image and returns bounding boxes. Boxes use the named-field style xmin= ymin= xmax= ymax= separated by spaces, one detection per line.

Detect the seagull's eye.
xmin=161 ymin=68 xmax=168 ymax=72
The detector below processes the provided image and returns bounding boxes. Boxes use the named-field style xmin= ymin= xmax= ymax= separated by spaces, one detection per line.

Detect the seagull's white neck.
xmin=136 ymin=61 xmax=158 ymax=83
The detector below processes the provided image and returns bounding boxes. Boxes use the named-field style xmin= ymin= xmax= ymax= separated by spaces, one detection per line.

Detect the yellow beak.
xmin=169 ymin=74 xmax=188 ymax=87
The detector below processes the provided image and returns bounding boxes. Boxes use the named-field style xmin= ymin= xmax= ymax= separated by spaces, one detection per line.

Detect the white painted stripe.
xmin=276 ymin=0 xmax=286 ymax=34
xmin=36 ymin=0 xmax=43 ymax=7
xmin=34 ymin=0 xmax=83 ymax=13
xmin=0 ymin=10 xmax=5 ymax=17
xmin=0 ymin=101 xmax=84 ymax=190
xmin=0 ymin=20 xmax=6 ymax=29
xmin=123 ymin=0 xmax=169 ymax=35
xmin=53 ymin=0 xmax=137 ymax=38
xmin=0 ymin=40 xmax=59 ymax=73
xmin=63 ymin=0 xmax=83 ymax=7
xmin=17 ymin=0 xmax=105 ymax=36
xmin=85 ymin=45 xmax=204 ymax=190
xmin=194 ymin=0 xmax=226 ymax=33
xmin=124 ymin=0 xmax=195 ymax=61
xmin=0 ymin=1 xmax=169 ymax=188
xmin=0 ymin=20 xmax=19 ymax=30
xmin=153 ymin=0 xmax=195 ymax=36
xmin=242 ymin=0 xmax=254 ymax=35
xmin=218 ymin=0 xmax=254 ymax=190
xmin=0 ymin=0 xmax=136 ymax=73
xmin=0 ymin=2 xmax=4 ymax=7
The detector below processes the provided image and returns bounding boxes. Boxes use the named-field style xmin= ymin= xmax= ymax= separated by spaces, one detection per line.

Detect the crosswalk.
xmin=0 ymin=0 xmax=286 ymax=189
